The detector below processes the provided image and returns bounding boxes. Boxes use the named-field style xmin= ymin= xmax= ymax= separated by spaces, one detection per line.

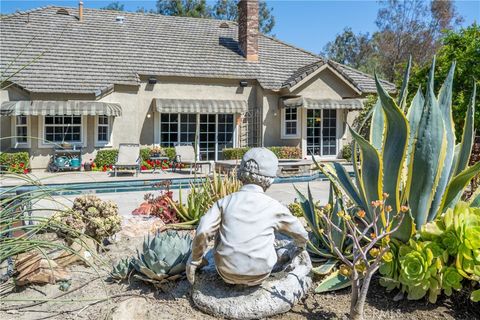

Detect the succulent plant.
xmin=111 ymin=258 xmax=132 ymax=281
xmin=132 ymin=231 xmax=192 ymax=286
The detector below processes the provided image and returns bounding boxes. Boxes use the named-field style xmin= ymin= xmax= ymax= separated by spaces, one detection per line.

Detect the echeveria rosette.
xmin=441 ymin=266 xmax=463 ymax=296
xmin=398 ymin=240 xmax=444 ymax=303
xmin=379 ymin=240 xmax=401 ymax=291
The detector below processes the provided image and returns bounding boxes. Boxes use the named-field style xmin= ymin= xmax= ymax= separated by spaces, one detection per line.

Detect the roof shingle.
xmin=0 ymin=6 xmax=394 ymax=95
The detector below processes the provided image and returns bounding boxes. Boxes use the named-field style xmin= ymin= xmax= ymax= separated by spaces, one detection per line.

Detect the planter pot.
xmin=84 ymin=163 xmax=92 ymax=171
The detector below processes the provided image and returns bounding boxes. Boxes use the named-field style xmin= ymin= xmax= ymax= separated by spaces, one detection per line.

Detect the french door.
xmin=306 ymin=109 xmax=337 ymax=157
xmin=160 ymin=113 xmax=235 ymax=161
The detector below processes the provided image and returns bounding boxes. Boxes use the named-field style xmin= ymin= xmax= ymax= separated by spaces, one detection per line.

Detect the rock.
xmin=54 ymin=237 xmax=96 ymax=267
xmin=117 ymin=216 xmax=166 ymax=239
xmin=192 ymin=244 xmax=312 ymax=319
xmin=111 ymin=297 xmax=149 ymax=320
xmin=15 ymin=252 xmax=70 ymax=286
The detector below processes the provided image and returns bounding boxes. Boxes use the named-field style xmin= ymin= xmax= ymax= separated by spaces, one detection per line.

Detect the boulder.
xmin=191 ymin=243 xmax=312 ymax=319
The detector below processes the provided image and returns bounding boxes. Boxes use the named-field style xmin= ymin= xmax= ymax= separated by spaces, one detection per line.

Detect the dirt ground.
xmin=1 ymin=233 xmax=479 ymax=320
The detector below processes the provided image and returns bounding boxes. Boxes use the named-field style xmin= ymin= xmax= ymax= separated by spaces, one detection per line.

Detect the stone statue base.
xmin=191 ymin=241 xmax=312 ymax=319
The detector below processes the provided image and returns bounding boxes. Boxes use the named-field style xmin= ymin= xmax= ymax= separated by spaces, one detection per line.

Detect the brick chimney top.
xmin=238 ymin=0 xmax=259 ymax=62
xmin=78 ymin=1 xmax=84 ymax=22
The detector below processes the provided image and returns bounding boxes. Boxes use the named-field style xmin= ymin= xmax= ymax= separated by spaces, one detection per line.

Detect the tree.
xmin=101 ymin=1 xmax=125 ymax=11
xmin=408 ymin=24 xmax=480 ymax=138
xmin=212 ymin=0 xmax=275 ymax=34
xmin=154 ymin=0 xmax=210 ymax=18
xmin=375 ymin=0 xmax=462 ymax=82
xmin=322 ymin=28 xmax=377 ymax=74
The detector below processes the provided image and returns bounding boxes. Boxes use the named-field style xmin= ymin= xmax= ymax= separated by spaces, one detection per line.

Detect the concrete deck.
xmin=0 ymin=169 xmax=205 ymax=187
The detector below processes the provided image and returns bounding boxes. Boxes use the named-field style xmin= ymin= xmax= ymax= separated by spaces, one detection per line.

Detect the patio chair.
xmin=112 ymin=143 xmax=140 ymax=177
xmin=173 ymin=145 xmax=212 ymax=174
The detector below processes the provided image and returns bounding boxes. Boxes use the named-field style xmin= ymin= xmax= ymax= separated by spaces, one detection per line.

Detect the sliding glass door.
xmin=159 ymin=113 xmax=235 ymax=160
xmin=306 ymin=109 xmax=337 ymax=157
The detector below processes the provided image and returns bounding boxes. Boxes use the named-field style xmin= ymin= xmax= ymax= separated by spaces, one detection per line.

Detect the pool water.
xmin=4 ymin=172 xmax=330 ymax=196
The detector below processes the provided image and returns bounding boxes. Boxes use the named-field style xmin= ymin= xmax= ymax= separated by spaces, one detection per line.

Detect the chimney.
xmin=238 ymin=0 xmax=259 ymax=62
xmin=78 ymin=1 xmax=84 ymax=22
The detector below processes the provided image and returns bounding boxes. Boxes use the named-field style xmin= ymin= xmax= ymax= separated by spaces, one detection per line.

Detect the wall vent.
xmin=219 ymin=22 xmax=229 ymax=28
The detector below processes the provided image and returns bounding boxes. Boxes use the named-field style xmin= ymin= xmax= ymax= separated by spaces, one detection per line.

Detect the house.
xmin=0 ymin=1 xmax=395 ymax=168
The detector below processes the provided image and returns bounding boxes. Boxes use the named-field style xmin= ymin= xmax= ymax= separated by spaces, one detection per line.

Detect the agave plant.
xmin=132 ymin=231 xmax=192 ymax=286
xmin=320 ymin=57 xmax=479 ymax=241
xmin=110 ymin=257 xmax=132 ymax=282
xmin=295 ymin=184 xmax=353 ymax=292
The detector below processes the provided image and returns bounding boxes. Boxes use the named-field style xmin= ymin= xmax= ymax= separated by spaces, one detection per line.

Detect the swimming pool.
xmin=2 ymin=172 xmax=330 ymax=196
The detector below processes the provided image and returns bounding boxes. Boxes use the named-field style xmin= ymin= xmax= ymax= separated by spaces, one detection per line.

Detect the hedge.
xmin=93 ymin=147 xmax=176 ymax=167
xmin=222 ymin=147 xmax=302 ymax=160
xmin=0 ymin=152 xmax=30 ymax=173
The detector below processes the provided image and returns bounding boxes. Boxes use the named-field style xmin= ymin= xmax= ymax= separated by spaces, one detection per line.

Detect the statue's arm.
xmin=190 ymin=201 xmax=222 ymax=266
xmin=275 ymin=206 xmax=308 ymax=249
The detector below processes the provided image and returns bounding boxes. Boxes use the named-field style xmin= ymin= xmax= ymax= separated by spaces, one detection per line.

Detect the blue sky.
xmin=1 ymin=0 xmax=478 ymax=53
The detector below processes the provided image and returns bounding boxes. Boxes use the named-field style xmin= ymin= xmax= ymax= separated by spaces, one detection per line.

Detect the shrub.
xmin=222 ymin=146 xmax=301 ymax=160
xmin=94 ymin=147 xmax=176 ymax=168
xmin=0 ymin=152 xmax=30 ymax=174
xmin=94 ymin=149 xmax=118 ymax=167
xmin=341 ymin=143 xmax=352 ymax=160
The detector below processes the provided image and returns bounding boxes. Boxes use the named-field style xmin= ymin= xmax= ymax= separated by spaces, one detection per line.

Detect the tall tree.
xmin=409 ymin=24 xmax=480 ymax=137
xmin=211 ymin=0 xmax=275 ymax=34
xmin=322 ymin=28 xmax=376 ymax=74
xmin=375 ymin=0 xmax=462 ymax=81
xmin=101 ymin=1 xmax=125 ymax=11
xmin=154 ymin=0 xmax=210 ymax=18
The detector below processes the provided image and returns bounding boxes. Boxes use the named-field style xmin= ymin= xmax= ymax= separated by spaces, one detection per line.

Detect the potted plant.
xmin=84 ymin=159 xmax=93 ymax=171
xmin=150 ymin=146 xmax=165 ymax=158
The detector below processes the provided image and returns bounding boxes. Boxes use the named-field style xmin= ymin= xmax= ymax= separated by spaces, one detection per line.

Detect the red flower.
xmin=91 ymin=163 xmax=96 ymax=168
xmin=23 ymin=169 xmax=29 ymax=174
xmin=156 ymin=160 xmax=161 ymax=165
xmin=19 ymin=162 xmax=25 ymax=168
xmin=141 ymin=165 xmax=147 ymax=171
xmin=109 ymin=165 xmax=113 ymax=169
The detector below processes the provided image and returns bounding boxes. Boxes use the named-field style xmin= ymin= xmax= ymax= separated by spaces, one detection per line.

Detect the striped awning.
xmin=0 ymin=101 xmax=122 ymax=116
xmin=153 ymin=98 xmax=247 ymax=114
xmin=281 ymin=97 xmax=363 ymax=110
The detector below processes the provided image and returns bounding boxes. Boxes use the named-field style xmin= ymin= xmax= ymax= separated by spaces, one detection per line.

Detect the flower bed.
xmin=92 ymin=147 xmax=176 ymax=171
xmin=0 ymin=152 xmax=30 ymax=174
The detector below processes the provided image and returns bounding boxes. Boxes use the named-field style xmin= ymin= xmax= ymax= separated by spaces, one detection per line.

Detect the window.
xmin=97 ymin=115 xmax=110 ymax=144
xmin=160 ymin=113 xmax=178 ymax=147
xmin=159 ymin=113 xmax=236 ymax=160
xmin=282 ymin=107 xmax=299 ymax=138
xmin=44 ymin=116 xmax=82 ymax=143
xmin=15 ymin=116 xmax=28 ymax=144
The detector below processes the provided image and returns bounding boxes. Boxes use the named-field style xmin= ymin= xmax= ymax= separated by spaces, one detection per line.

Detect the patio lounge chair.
xmin=174 ymin=145 xmax=212 ymax=174
xmin=112 ymin=143 xmax=140 ymax=177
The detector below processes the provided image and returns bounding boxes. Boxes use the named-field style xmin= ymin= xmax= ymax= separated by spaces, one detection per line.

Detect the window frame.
xmin=281 ymin=106 xmax=300 ymax=139
xmin=11 ymin=115 xmax=31 ymax=148
xmin=95 ymin=115 xmax=112 ymax=147
xmin=38 ymin=115 xmax=87 ymax=148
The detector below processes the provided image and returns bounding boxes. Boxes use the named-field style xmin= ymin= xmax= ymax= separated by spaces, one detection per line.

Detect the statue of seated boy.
xmin=187 ymin=147 xmax=309 ymax=286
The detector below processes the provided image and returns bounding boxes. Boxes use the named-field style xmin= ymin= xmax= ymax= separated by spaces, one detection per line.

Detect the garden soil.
xmin=1 ymin=234 xmax=478 ymax=320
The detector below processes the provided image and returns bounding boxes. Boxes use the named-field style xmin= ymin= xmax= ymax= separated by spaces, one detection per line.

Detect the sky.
xmin=1 ymin=0 xmax=479 ymax=54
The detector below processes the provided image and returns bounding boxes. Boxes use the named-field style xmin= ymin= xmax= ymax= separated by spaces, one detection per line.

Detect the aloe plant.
xmin=320 ymin=58 xmax=479 ymax=241
xmin=131 ymin=231 xmax=192 ymax=286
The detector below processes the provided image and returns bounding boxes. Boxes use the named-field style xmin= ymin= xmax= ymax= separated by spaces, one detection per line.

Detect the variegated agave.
xmin=132 ymin=231 xmax=192 ymax=286
xmin=110 ymin=257 xmax=132 ymax=282
xmin=320 ymin=57 xmax=479 ymax=242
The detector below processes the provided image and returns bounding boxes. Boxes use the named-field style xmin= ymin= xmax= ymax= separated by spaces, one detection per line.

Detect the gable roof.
xmin=0 ymin=6 xmax=394 ymax=95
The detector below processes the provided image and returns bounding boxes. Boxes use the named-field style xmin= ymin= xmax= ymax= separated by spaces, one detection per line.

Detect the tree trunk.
xmin=350 ymin=271 xmax=374 ymax=320
xmin=349 ymin=272 xmax=361 ymax=320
